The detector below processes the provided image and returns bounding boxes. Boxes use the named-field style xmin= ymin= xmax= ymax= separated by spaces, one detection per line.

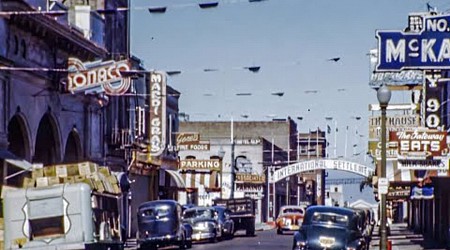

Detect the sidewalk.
xmin=370 ymin=223 xmax=445 ymax=250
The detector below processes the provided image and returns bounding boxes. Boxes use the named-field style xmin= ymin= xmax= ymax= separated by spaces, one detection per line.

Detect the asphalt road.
xmin=134 ymin=230 xmax=294 ymax=250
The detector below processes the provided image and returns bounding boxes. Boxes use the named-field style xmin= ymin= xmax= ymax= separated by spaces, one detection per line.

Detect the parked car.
xmin=137 ymin=200 xmax=192 ymax=249
xmin=276 ymin=205 xmax=306 ymax=234
xmin=292 ymin=205 xmax=367 ymax=250
xmin=183 ymin=206 xmax=221 ymax=242
xmin=213 ymin=206 xmax=235 ymax=239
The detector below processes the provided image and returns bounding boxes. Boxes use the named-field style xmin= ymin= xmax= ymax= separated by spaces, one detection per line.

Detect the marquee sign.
xmin=148 ymin=72 xmax=166 ymax=156
xmin=67 ymin=58 xmax=131 ymax=95
xmin=269 ymin=159 xmax=374 ymax=184
xmin=389 ymin=130 xmax=448 ymax=159
xmin=376 ymin=13 xmax=450 ymax=71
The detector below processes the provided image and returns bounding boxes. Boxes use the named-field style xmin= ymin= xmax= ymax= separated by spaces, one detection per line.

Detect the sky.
xmin=130 ymin=0 xmax=450 ymax=203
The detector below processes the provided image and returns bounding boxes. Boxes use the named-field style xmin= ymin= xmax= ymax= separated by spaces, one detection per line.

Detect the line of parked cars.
xmin=286 ymin=205 xmax=375 ymax=250
xmin=136 ymin=198 xmax=254 ymax=249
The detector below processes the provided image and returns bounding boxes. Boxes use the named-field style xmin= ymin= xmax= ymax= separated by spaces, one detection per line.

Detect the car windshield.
xmin=311 ymin=212 xmax=348 ymax=226
xmin=184 ymin=209 xmax=214 ymax=220
xmin=282 ymin=208 xmax=304 ymax=214
xmin=141 ymin=206 xmax=170 ymax=218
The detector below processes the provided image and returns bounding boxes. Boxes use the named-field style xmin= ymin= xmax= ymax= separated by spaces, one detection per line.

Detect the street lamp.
xmin=218 ymin=147 xmax=226 ymax=199
xmin=377 ymin=84 xmax=391 ymax=250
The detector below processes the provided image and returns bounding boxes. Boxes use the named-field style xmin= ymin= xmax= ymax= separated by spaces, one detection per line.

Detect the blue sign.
xmin=376 ymin=14 xmax=450 ymax=71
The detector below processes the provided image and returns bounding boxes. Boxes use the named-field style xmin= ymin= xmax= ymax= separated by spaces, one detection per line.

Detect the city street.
xmin=127 ymin=229 xmax=293 ymax=250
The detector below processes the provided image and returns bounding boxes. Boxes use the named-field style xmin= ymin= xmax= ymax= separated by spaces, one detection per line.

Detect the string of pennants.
xmin=0 ymin=0 xmax=270 ymax=16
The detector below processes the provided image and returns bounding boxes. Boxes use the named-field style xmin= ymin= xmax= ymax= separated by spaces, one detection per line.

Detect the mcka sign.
xmin=376 ymin=14 xmax=450 ymax=71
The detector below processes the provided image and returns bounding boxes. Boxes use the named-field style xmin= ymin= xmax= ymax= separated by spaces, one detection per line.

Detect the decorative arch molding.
xmin=63 ymin=129 xmax=83 ymax=163
xmin=269 ymin=159 xmax=374 ymax=184
xmin=7 ymin=113 xmax=32 ymax=161
xmin=34 ymin=112 xmax=63 ymax=165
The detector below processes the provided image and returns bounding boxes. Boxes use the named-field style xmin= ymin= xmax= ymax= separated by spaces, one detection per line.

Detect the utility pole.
xmin=230 ymin=117 xmax=235 ymax=199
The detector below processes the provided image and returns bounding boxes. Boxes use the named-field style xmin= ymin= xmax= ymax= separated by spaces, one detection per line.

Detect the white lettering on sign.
xmin=149 ymin=72 xmax=166 ymax=156
xmin=67 ymin=59 xmax=131 ymax=95
xmin=390 ymin=130 xmax=448 ymax=158
xmin=269 ymin=159 xmax=374 ymax=183
xmin=384 ymin=38 xmax=450 ymax=64
xmin=179 ymin=159 xmax=221 ymax=171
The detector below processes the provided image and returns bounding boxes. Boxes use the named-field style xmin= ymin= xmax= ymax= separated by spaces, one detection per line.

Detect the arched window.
xmin=185 ymin=155 xmax=196 ymax=160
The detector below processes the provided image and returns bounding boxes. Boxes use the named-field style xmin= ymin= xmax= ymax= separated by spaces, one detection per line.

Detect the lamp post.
xmin=218 ymin=147 xmax=226 ymax=199
xmin=377 ymin=85 xmax=391 ymax=250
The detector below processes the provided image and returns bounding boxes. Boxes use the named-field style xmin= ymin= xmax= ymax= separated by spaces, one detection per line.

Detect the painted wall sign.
xmin=235 ymin=173 xmax=265 ymax=184
xmin=67 ymin=58 xmax=131 ymax=95
xmin=176 ymin=132 xmax=200 ymax=146
xmin=148 ymin=72 xmax=166 ymax=156
xmin=376 ymin=14 xmax=450 ymax=71
xmin=269 ymin=159 xmax=374 ymax=184
xmin=368 ymin=141 xmax=398 ymax=159
xmin=234 ymin=138 xmax=262 ymax=145
xmin=179 ymin=159 xmax=221 ymax=171
xmin=389 ymin=130 xmax=448 ymax=159
xmin=368 ymin=48 xmax=423 ymax=88
xmin=368 ymin=115 xmax=419 ymax=139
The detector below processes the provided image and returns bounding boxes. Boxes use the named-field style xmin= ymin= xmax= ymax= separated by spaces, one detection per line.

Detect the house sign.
xmin=376 ymin=13 xmax=450 ymax=71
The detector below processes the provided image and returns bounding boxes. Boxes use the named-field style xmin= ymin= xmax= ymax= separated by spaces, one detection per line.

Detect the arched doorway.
xmin=34 ymin=113 xmax=61 ymax=165
xmin=63 ymin=130 xmax=82 ymax=163
xmin=7 ymin=114 xmax=30 ymax=159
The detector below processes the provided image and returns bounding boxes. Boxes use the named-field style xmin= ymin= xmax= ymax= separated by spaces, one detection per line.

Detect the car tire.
xmin=246 ymin=224 xmax=255 ymax=236
xmin=179 ymin=234 xmax=187 ymax=249
xmin=277 ymin=228 xmax=283 ymax=235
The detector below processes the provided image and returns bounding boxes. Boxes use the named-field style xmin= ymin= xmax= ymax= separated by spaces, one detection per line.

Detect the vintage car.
xmin=137 ymin=200 xmax=193 ymax=249
xmin=183 ymin=206 xmax=221 ymax=242
xmin=292 ymin=206 xmax=367 ymax=250
xmin=213 ymin=205 xmax=235 ymax=239
xmin=276 ymin=205 xmax=306 ymax=234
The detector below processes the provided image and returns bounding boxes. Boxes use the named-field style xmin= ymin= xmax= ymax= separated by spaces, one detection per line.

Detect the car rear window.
xmin=282 ymin=208 xmax=304 ymax=214
xmin=141 ymin=207 xmax=170 ymax=218
xmin=311 ymin=212 xmax=348 ymax=226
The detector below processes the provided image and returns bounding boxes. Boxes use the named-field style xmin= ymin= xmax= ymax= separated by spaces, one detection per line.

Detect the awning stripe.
xmin=181 ymin=171 xmax=220 ymax=189
xmin=165 ymin=169 xmax=186 ymax=188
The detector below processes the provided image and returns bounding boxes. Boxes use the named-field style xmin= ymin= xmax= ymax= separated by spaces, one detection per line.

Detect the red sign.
xmin=389 ymin=130 xmax=448 ymax=158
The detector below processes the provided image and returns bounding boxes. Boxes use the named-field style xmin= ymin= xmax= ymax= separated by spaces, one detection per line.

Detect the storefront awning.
xmin=165 ymin=169 xmax=186 ymax=188
xmin=181 ymin=171 xmax=218 ymax=189
xmin=379 ymin=161 xmax=417 ymax=182
xmin=410 ymin=186 xmax=434 ymax=200
xmin=0 ymin=149 xmax=33 ymax=180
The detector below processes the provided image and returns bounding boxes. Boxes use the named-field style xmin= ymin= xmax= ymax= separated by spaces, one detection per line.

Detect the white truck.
xmin=3 ymin=182 xmax=124 ymax=250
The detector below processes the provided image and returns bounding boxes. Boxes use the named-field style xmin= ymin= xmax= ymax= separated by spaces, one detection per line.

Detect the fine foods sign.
xmin=148 ymin=72 xmax=166 ymax=156
xmin=67 ymin=58 xmax=131 ymax=95
xmin=389 ymin=130 xmax=448 ymax=158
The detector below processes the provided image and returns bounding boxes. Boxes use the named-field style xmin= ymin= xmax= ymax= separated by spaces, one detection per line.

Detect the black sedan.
xmin=292 ymin=205 xmax=367 ymax=250
xmin=213 ymin=206 xmax=235 ymax=239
